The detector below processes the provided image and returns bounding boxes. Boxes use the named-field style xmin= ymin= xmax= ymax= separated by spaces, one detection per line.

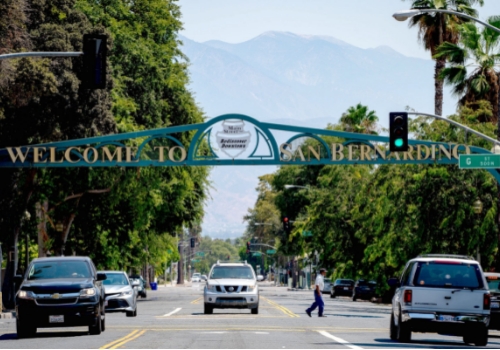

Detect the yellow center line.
xmin=191 ymin=297 xmax=203 ymax=304
xmin=108 ymin=330 xmax=147 ymax=349
xmin=100 ymin=329 xmax=139 ymax=349
xmin=261 ymin=296 xmax=299 ymax=318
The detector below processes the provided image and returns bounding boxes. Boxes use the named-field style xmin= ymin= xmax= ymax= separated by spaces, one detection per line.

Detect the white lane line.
xmin=162 ymin=308 xmax=182 ymax=317
xmin=255 ymin=332 xmax=269 ymax=334
xmin=317 ymin=330 xmax=363 ymax=349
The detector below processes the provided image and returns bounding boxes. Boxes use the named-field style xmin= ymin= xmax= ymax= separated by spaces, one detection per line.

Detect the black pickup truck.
xmin=15 ymin=256 xmax=107 ymax=338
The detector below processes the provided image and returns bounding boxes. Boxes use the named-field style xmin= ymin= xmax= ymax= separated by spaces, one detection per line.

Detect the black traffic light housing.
xmin=283 ymin=216 xmax=290 ymax=233
xmin=246 ymin=242 xmax=251 ymax=254
xmin=389 ymin=112 xmax=409 ymax=152
xmin=83 ymin=34 xmax=107 ymax=89
xmin=190 ymin=238 xmax=195 ymax=248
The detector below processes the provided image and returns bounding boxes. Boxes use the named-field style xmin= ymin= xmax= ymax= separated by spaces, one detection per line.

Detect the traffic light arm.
xmin=408 ymin=112 xmax=500 ymax=147
xmin=0 ymin=52 xmax=83 ymax=60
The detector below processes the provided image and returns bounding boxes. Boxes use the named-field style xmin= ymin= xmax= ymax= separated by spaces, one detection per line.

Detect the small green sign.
xmin=266 ymin=249 xmax=276 ymax=255
xmin=252 ymin=252 xmax=262 ymax=257
xmin=459 ymin=154 xmax=500 ymax=169
xmin=191 ymin=259 xmax=200 ymax=263
xmin=196 ymin=252 xmax=205 ymax=257
xmin=302 ymin=231 xmax=313 ymax=237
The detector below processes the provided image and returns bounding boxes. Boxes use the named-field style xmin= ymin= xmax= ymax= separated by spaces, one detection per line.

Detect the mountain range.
xmin=179 ymin=31 xmax=454 ymax=238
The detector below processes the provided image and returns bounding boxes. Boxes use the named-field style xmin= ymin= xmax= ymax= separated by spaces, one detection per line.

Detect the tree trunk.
xmin=434 ymin=57 xmax=445 ymax=116
xmin=57 ymin=213 xmax=76 ymax=256
xmin=36 ymin=200 xmax=48 ymax=258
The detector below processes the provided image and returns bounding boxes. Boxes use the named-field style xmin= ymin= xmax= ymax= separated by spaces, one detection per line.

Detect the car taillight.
xmin=484 ymin=294 xmax=491 ymax=310
xmin=404 ymin=290 xmax=412 ymax=304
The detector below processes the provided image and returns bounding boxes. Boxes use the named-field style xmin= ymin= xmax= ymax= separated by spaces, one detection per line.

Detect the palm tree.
xmin=434 ymin=17 xmax=500 ymax=125
xmin=339 ymin=103 xmax=378 ymax=134
xmin=404 ymin=0 xmax=484 ymax=116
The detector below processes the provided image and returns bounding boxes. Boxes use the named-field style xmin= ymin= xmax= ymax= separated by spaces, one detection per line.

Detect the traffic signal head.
xmin=82 ymin=34 xmax=107 ymax=89
xmin=283 ymin=216 xmax=290 ymax=233
xmin=389 ymin=112 xmax=408 ymax=152
xmin=190 ymin=238 xmax=195 ymax=248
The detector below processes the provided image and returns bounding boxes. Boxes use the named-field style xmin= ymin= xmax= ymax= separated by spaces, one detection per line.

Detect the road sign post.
xmin=459 ymin=154 xmax=500 ymax=169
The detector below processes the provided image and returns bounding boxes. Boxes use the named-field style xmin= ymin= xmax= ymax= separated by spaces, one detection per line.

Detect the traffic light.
xmin=283 ymin=216 xmax=290 ymax=233
xmin=246 ymin=242 xmax=251 ymax=254
xmin=190 ymin=238 xmax=195 ymax=248
xmin=389 ymin=112 xmax=408 ymax=152
xmin=82 ymin=34 xmax=107 ymax=89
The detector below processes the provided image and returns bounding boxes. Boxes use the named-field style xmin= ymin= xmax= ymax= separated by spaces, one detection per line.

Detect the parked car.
xmin=389 ymin=254 xmax=490 ymax=346
xmin=330 ymin=279 xmax=354 ymax=298
xmin=129 ymin=274 xmax=147 ymax=298
xmin=484 ymin=272 xmax=500 ymax=329
xmin=352 ymin=279 xmax=377 ymax=301
xmin=15 ymin=256 xmax=106 ymax=338
xmin=101 ymin=271 xmax=138 ymax=317
xmin=201 ymin=275 xmax=208 ymax=281
xmin=322 ymin=278 xmax=333 ymax=294
xmin=204 ymin=261 xmax=259 ymax=314
xmin=192 ymin=273 xmax=201 ymax=283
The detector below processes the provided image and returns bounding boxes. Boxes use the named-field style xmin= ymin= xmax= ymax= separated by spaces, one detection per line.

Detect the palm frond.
xmin=434 ymin=41 xmax=465 ymax=63
xmin=470 ymin=74 xmax=490 ymax=96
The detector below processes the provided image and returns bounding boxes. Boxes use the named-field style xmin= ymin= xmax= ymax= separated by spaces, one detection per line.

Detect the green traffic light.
xmin=394 ymin=139 xmax=404 ymax=148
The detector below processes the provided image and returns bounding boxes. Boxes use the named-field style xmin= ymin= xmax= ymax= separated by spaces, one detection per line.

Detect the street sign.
xmin=266 ymin=249 xmax=276 ymax=255
xmin=252 ymin=252 xmax=262 ymax=257
xmin=191 ymin=259 xmax=200 ymax=263
xmin=459 ymin=154 xmax=500 ymax=169
xmin=302 ymin=231 xmax=313 ymax=237
xmin=196 ymin=252 xmax=205 ymax=257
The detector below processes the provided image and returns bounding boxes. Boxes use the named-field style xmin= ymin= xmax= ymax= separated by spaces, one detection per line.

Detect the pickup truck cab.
xmin=389 ymin=255 xmax=490 ymax=346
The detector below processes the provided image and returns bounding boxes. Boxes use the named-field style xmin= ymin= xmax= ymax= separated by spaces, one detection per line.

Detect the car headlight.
xmin=206 ymin=285 xmax=217 ymax=292
xmin=120 ymin=290 xmax=133 ymax=297
xmin=80 ymin=288 xmax=96 ymax=298
xmin=247 ymin=284 xmax=257 ymax=292
xmin=18 ymin=290 xmax=36 ymax=300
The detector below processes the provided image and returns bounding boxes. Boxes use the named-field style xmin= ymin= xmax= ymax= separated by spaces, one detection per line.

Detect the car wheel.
xmin=126 ymin=310 xmax=134 ymax=317
xmin=89 ymin=306 xmax=102 ymax=335
xmin=134 ymin=307 xmax=138 ymax=317
xmin=389 ymin=312 xmax=397 ymax=340
xmin=352 ymin=293 xmax=357 ymax=302
xmin=472 ymin=326 xmax=488 ymax=346
xmin=397 ymin=310 xmax=411 ymax=343
xmin=204 ymin=303 xmax=213 ymax=315
xmin=16 ymin=318 xmax=36 ymax=339
xmin=101 ymin=307 xmax=106 ymax=331
xmin=251 ymin=307 xmax=259 ymax=315
xmin=330 ymin=291 xmax=336 ymax=298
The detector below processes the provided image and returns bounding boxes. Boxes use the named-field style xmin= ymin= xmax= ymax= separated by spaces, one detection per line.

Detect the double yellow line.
xmin=191 ymin=297 xmax=203 ymax=304
xmin=262 ymin=297 xmax=299 ymax=318
xmin=100 ymin=329 xmax=147 ymax=349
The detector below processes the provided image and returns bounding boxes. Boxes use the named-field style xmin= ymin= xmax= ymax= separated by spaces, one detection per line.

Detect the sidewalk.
xmin=1 ymin=310 xmax=15 ymax=319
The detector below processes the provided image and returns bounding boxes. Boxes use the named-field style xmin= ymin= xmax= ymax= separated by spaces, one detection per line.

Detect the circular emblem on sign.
xmin=228 ymin=287 xmax=234 ymax=292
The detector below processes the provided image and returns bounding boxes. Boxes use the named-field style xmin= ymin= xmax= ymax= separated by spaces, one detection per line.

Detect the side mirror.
xmin=97 ymin=273 xmax=107 ymax=281
xmin=132 ymin=280 xmax=140 ymax=287
xmin=387 ymin=277 xmax=400 ymax=288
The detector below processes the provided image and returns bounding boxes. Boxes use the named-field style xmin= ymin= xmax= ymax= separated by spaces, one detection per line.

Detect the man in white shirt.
xmin=306 ymin=268 xmax=327 ymax=317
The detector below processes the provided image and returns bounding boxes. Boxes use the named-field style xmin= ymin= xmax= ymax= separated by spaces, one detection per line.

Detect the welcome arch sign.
xmin=0 ymin=113 xmax=498 ymax=183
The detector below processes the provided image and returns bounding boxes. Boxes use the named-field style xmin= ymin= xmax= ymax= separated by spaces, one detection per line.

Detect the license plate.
xmin=438 ymin=315 xmax=454 ymax=322
xmin=343 ymin=287 xmax=348 ymax=290
xmin=49 ymin=315 xmax=64 ymax=323
xmin=492 ymin=302 xmax=499 ymax=308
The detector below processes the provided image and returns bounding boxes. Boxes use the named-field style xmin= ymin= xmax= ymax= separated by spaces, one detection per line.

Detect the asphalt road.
xmin=1 ymin=283 xmax=500 ymax=349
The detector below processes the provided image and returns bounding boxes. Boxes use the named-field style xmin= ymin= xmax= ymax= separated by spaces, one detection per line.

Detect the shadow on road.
xmin=371 ymin=337 xmax=500 ymax=348
xmin=0 ymin=331 xmax=89 ymax=341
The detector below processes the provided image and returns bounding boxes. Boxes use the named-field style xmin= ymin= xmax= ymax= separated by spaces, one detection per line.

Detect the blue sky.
xmin=178 ymin=0 xmax=499 ymax=59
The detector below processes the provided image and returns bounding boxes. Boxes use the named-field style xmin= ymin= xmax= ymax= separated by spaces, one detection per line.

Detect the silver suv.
xmin=204 ymin=261 xmax=259 ymax=314
xmin=389 ymin=254 xmax=490 ymax=346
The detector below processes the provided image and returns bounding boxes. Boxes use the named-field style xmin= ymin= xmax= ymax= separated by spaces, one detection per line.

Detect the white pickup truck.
xmin=389 ymin=255 xmax=490 ymax=346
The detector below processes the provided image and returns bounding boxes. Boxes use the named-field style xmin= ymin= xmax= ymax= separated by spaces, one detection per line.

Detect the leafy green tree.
xmin=435 ymin=17 xmax=500 ymax=123
xmin=339 ymin=103 xmax=379 ymax=134
xmin=403 ymin=0 xmax=484 ymax=116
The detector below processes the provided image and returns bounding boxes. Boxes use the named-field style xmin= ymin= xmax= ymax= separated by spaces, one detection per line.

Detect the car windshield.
xmin=414 ymin=262 xmax=483 ymax=289
xmin=28 ymin=261 xmax=91 ymax=280
xmin=210 ymin=266 xmax=254 ymax=279
xmin=486 ymin=276 xmax=500 ymax=293
xmin=336 ymin=279 xmax=353 ymax=285
xmin=193 ymin=273 xmax=201 ymax=277
xmin=103 ymin=273 xmax=129 ymax=286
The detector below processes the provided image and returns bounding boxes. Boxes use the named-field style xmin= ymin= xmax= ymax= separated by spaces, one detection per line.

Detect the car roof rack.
xmin=418 ymin=254 xmax=476 ymax=260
